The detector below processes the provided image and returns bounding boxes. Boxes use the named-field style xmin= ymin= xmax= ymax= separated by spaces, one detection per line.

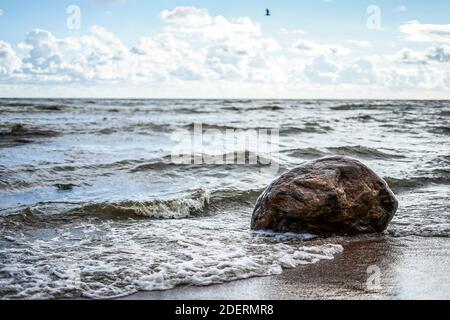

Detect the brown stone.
xmin=251 ymin=156 xmax=398 ymax=235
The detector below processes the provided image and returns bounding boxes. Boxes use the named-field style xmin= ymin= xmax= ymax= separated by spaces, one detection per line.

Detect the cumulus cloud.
xmin=161 ymin=7 xmax=262 ymax=45
xmin=338 ymin=59 xmax=376 ymax=84
xmin=397 ymin=48 xmax=427 ymax=65
xmin=292 ymin=39 xmax=351 ymax=56
xmin=395 ymin=45 xmax=450 ymax=65
xmin=21 ymin=29 xmax=63 ymax=73
xmin=14 ymin=27 xmax=132 ymax=81
xmin=0 ymin=41 xmax=22 ymax=75
xmin=1 ymin=6 xmax=450 ymax=97
xmin=303 ymin=55 xmax=339 ymax=83
xmin=161 ymin=6 xmax=212 ymax=27
xmin=158 ymin=7 xmax=280 ymax=81
xmin=426 ymin=45 xmax=450 ymax=63
xmin=400 ymin=21 xmax=450 ymax=43
xmin=382 ymin=66 xmax=445 ymax=91
xmin=0 ymin=7 xmax=282 ymax=85
xmin=299 ymin=55 xmax=376 ymax=85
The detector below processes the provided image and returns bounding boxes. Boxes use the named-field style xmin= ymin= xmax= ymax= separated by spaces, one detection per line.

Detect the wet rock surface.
xmin=251 ymin=156 xmax=398 ymax=235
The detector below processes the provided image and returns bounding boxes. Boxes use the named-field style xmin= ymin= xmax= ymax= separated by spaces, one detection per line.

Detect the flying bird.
xmin=266 ymin=9 xmax=271 ymax=16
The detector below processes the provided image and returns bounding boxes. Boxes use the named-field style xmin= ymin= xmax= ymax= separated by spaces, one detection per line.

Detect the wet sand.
xmin=123 ymin=236 xmax=450 ymax=300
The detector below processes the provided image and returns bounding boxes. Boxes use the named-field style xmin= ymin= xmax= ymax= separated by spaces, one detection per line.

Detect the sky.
xmin=1 ymin=0 xmax=450 ymax=98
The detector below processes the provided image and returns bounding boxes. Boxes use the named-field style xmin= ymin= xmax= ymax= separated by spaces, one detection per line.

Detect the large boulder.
xmin=251 ymin=156 xmax=398 ymax=235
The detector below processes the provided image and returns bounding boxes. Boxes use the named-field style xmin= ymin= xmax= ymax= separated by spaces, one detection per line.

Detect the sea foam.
xmin=0 ymin=210 xmax=343 ymax=299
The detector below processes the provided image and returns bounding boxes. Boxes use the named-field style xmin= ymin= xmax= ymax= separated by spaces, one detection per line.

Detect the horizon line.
xmin=1 ymin=97 xmax=450 ymax=101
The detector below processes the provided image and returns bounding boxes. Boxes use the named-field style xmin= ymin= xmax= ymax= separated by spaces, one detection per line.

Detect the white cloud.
xmin=21 ymin=29 xmax=63 ymax=73
xmin=400 ymin=21 xmax=450 ymax=43
xmin=303 ymin=55 xmax=339 ymax=83
xmin=298 ymin=55 xmax=376 ymax=85
xmin=394 ymin=45 xmax=450 ymax=65
xmin=292 ymin=39 xmax=351 ymax=56
xmin=382 ymin=66 xmax=446 ymax=91
xmin=0 ymin=41 xmax=22 ymax=75
xmin=397 ymin=48 xmax=427 ymax=65
xmin=0 ymin=7 xmax=281 ymax=85
xmin=426 ymin=45 xmax=450 ymax=63
xmin=161 ymin=7 xmax=212 ymax=27
xmin=338 ymin=59 xmax=376 ymax=84
xmin=161 ymin=9 xmax=262 ymax=44
xmin=0 ymin=9 xmax=4 ymax=16
xmin=1 ymin=7 xmax=450 ymax=98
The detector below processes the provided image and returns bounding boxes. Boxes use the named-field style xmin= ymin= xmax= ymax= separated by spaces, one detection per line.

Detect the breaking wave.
xmin=222 ymin=104 xmax=285 ymax=112
xmin=329 ymin=101 xmax=429 ymax=110
xmin=0 ymin=123 xmax=62 ymax=148
xmin=283 ymin=146 xmax=405 ymax=160
xmin=72 ymin=190 xmax=211 ymax=219
xmin=384 ymin=176 xmax=450 ymax=193
xmin=282 ymin=148 xmax=327 ymax=159
xmin=0 ymin=188 xmax=265 ymax=227
xmin=0 ymin=102 xmax=72 ymax=113
xmin=130 ymin=151 xmax=277 ymax=172
xmin=326 ymin=146 xmax=405 ymax=159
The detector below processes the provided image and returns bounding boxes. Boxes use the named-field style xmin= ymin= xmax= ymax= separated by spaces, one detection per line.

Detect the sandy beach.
xmin=123 ymin=236 xmax=450 ymax=300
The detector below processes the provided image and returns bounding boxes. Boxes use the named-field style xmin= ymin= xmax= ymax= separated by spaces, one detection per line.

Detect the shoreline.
xmin=122 ymin=236 xmax=450 ymax=300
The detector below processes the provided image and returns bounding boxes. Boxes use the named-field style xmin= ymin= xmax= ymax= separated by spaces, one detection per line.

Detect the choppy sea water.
xmin=0 ymin=99 xmax=448 ymax=299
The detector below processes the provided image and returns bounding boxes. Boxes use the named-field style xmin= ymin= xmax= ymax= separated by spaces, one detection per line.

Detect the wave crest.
xmin=72 ymin=190 xmax=211 ymax=219
xmin=0 ymin=188 xmax=264 ymax=226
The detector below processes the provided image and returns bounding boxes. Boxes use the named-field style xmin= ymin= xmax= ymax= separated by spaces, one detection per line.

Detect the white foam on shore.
xmin=0 ymin=211 xmax=343 ymax=299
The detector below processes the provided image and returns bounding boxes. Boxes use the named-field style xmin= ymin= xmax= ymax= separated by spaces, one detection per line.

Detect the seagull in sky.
xmin=266 ymin=8 xmax=271 ymax=16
